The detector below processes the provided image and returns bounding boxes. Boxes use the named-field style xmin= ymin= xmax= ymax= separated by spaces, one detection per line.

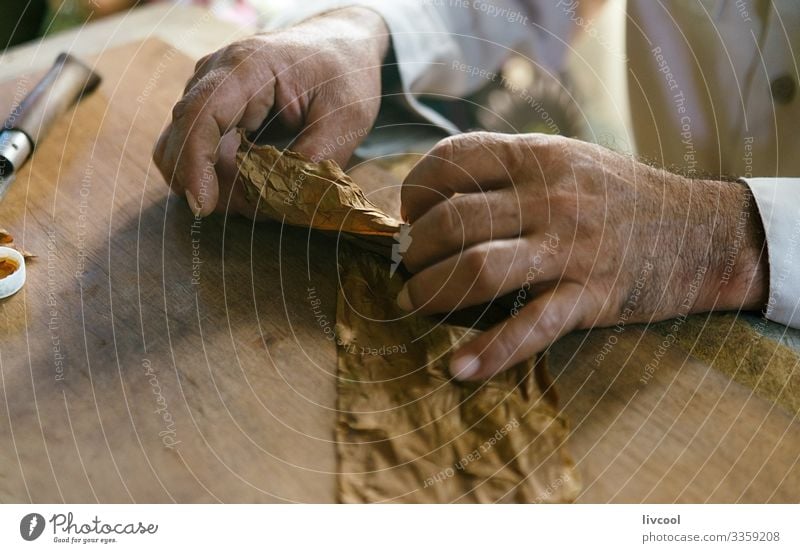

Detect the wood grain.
xmin=0 ymin=39 xmax=339 ymax=503
xmin=0 ymin=37 xmax=796 ymax=504
xmin=550 ymin=328 xmax=799 ymax=503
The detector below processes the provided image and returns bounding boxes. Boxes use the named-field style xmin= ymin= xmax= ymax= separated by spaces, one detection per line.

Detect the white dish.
xmin=0 ymin=246 xmax=26 ymax=299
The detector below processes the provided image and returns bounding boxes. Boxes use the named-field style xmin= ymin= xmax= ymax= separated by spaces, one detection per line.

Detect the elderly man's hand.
xmin=398 ymin=132 xmax=769 ymax=380
xmin=154 ymin=7 xmax=388 ymax=217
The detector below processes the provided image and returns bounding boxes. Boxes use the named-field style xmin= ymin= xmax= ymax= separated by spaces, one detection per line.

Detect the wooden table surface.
xmin=0 ymin=3 xmax=252 ymax=80
xmin=0 ymin=9 xmax=797 ymax=504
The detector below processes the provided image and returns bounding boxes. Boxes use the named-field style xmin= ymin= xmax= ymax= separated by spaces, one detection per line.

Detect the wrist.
xmin=694 ymin=179 xmax=769 ymax=313
xmin=311 ymin=6 xmax=390 ymax=65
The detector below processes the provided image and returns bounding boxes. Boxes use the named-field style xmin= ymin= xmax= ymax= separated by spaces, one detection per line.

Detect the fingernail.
xmin=396 ymin=285 xmax=413 ymax=311
xmin=450 ymin=354 xmax=481 ymax=380
xmin=185 ymin=190 xmax=202 ymax=217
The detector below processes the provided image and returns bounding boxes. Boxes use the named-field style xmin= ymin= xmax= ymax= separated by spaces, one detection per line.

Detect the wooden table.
xmin=0 ymin=7 xmax=797 ymax=504
xmin=0 ymin=3 xmax=251 ymax=80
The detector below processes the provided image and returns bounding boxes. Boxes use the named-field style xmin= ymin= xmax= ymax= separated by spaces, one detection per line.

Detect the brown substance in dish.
xmin=0 ymin=257 xmax=19 ymax=279
xmin=0 ymin=228 xmax=35 ymax=259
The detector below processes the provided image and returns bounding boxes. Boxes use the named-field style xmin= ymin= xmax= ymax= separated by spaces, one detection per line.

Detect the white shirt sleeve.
xmin=265 ymin=1 xmax=573 ymax=132
xmin=742 ymin=177 xmax=800 ymax=328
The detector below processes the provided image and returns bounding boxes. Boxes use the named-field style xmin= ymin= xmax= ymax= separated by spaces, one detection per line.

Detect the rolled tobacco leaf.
xmin=236 ymin=140 xmax=401 ymax=236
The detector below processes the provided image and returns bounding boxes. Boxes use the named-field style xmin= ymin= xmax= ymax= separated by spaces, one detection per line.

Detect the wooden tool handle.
xmin=3 ymin=53 xmax=101 ymax=148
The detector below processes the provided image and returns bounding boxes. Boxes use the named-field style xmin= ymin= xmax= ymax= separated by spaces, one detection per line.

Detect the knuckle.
xmin=474 ymin=130 xmax=504 ymax=145
xmin=527 ymin=134 xmax=567 ymax=165
xmin=463 ymin=246 xmax=488 ymax=276
xmin=534 ymin=309 xmax=562 ymax=341
xmin=173 ymin=73 xmax=227 ymax=123
xmin=483 ymin=331 xmax=517 ymax=370
xmin=433 ymin=131 xmax=495 ymax=160
xmin=499 ymin=198 xmax=524 ymax=232
xmin=464 ymin=131 xmax=504 ymax=151
xmin=435 ymin=201 xmax=463 ymax=239
xmin=526 ymin=132 xmax=562 ymax=150
xmin=315 ymin=84 xmax=342 ymax=111
xmin=318 ymin=48 xmax=347 ymax=71
xmin=221 ymin=42 xmax=256 ymax=67
xmin=195 ymin=69 xmax=227 ymax=97
xmin=428 ymin=135 xmax=457 ymax=162
xmin=463 ymin=245 xmax=495 ymax=293
xmin=404 ymin=142 xmax=455 ymax=194
xmin=490 ymin=339 xmax=515 ymax=369
xmin=194 ymin=53 xmax=212 ymax=72
xmin=171 ymin=96 xmax=194 ymax=122
xmin=475 ymin=132 xmax=529 ymax=178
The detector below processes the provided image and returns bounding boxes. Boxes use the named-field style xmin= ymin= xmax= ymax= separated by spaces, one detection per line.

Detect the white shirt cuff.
xmin=742 ymin=177 xmax=800 ymax=328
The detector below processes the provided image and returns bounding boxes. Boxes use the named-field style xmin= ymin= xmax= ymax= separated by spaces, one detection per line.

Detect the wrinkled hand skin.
xmin=153 ymin=7 xmax=388 ymax=217
xmin=398 ymin=132 xmax=769 ymax=381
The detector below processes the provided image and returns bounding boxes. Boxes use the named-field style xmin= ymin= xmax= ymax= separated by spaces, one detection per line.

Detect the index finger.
xmin=157 ymin=73 xmax=250 ymax=216
xmin=401 ymin=132 xmax=540 ymax=222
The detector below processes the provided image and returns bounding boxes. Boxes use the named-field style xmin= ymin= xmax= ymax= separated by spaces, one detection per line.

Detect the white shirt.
xmin=268 ymin=0 xmax=800 ymax=328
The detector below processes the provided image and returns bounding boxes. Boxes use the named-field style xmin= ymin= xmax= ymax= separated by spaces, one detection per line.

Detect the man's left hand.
xmin=398 ymin=132 xmax=768 ymax=380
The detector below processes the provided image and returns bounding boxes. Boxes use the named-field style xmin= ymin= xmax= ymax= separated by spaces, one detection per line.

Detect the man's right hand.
xmin=153 ymin=7 xmax=389 ymax=217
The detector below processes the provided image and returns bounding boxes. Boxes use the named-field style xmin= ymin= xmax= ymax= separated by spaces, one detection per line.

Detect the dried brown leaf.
xmin=236 ymin=141 xmax=401 ymax=236
xmin=336 ymin=245 xmax=580 ymax=503
xmin=0 ymin=227 xmax=35 ymax=259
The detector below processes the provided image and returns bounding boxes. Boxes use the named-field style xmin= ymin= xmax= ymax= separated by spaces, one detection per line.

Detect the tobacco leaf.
xmin=236 ymin=141 xmax=401 ymax=236
xmin=237 ymin=141 xmax=579 ymax=502
xmin=335 ymin=244 xmax=580 ymax=503
xmin=0 ymin=228 xmax=36 ymax=259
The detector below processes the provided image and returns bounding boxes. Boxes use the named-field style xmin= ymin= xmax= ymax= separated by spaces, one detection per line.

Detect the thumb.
xmin=450 ymin=283 xmax=586 ymax=381
xmin=291 ymin=100 xmax=373 ymax=167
